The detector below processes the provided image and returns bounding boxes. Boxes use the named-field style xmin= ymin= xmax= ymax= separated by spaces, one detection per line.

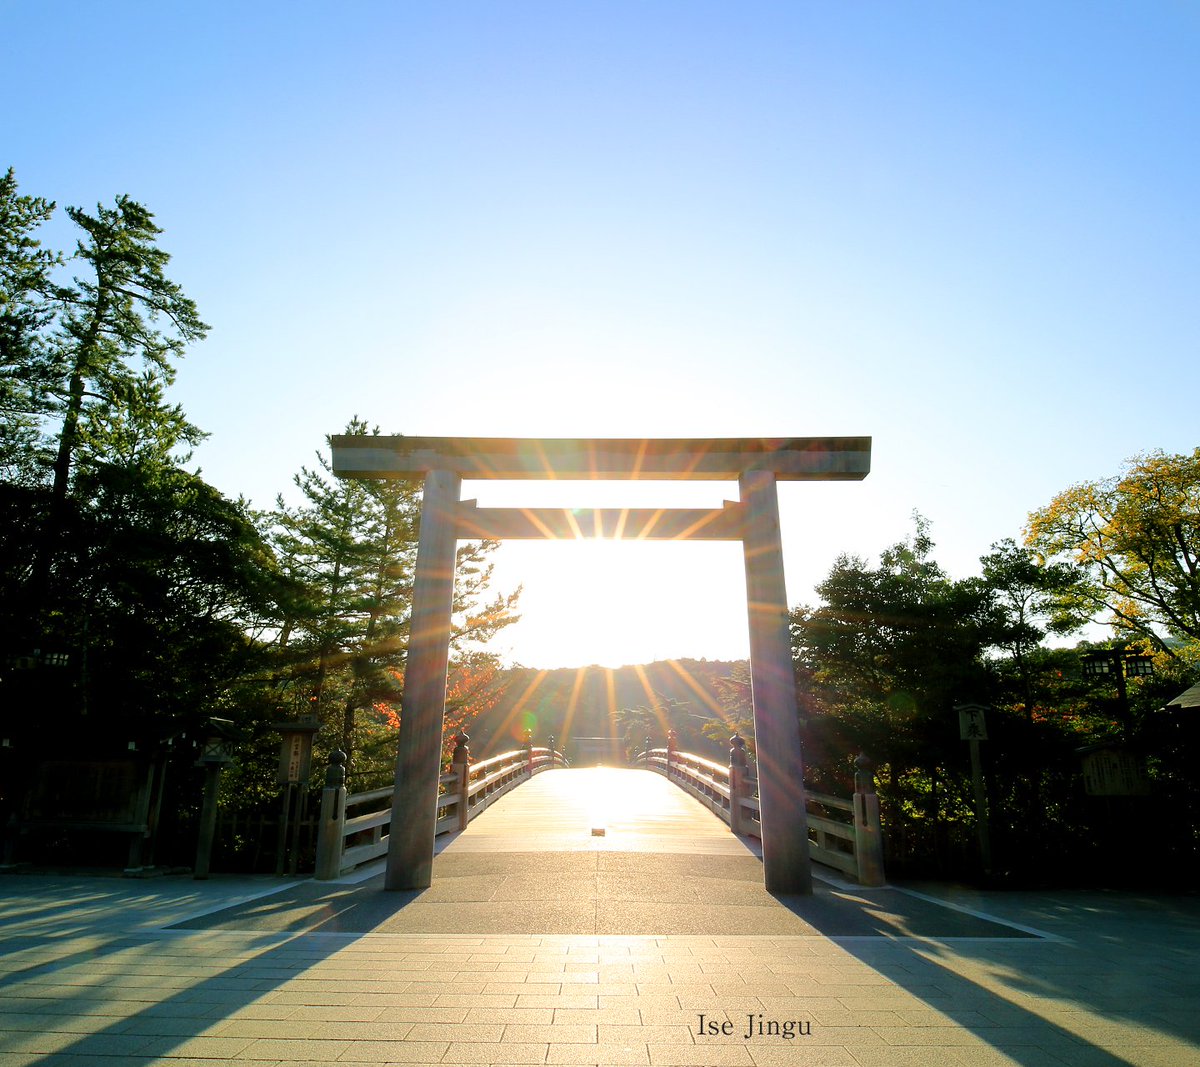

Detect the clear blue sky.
xmin=5 ymin=2 xmax=1197 ymax=667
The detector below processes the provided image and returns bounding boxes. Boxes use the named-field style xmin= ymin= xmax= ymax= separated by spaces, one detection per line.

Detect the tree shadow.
xmin=3 ymin=862 xmax=1197 ymax=1066
xmin=772 ymin=873 xmax=1200 ymax=1066
xmin=0 ymin=875 xmax=394 ymax=1065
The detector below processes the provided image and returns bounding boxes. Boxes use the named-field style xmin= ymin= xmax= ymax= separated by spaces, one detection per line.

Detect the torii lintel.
xmin=331 ymin=435 xmax=871 ymax=482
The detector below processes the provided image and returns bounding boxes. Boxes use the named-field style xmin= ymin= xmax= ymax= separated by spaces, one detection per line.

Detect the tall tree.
xmin=0 ymin=174 xmax=287 ymax=761
xmin=47 ymin=195 xmax=208 ymax=512
xmin=792 ymin=517 xmax=996 ymax=759
xmin=0 ymin=168 xmax=58 ymax=483
xmin=1025 ymin=449 xmax=1200 ymax=654
xmin=67 ymin=458 xmax=283 ymax=731
xmin=15 ymin=192 xmax=209 ymax=616
xmin=790 ymin=518 xmax=1000 ymax=869
xmin=978 ymin=538 xmax=1079 ymax=724
xmin=268 ymin=423 xmax=520 ymax=782
xmin=701 ymin=661 xmax=755 ymax=753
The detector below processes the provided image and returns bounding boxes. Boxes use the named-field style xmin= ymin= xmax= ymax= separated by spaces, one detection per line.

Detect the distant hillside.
xmin=468 ymin=658 xmax=750 ymax=764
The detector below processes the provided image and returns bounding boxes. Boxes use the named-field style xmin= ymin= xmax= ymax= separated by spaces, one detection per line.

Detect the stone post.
xmin=729 ymin=733 xmax=748 ymax=835
xmin=315 ymin=750 xmax=348 ymax=881
xmin=666 ymin=729 xmax=677 ymax=780
xmin=192 ymin=724 xmax=236 ymax=881
xmin=127 ymin=760 xmax=156 ymax=876
xmin=740 ymin=469 xmax=812 ymax=894
xmin=451 ymin=732 xmax=471 ymax=831
xmin=853 ymin=753 xmax=885 ymax=887
xmin=192 ymin=763 xmax=222 ymax=880
xmin=385 ymin=469 xmax=462 ymax=890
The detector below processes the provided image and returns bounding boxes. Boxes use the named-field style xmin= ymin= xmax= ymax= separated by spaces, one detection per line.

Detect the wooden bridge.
xmin=315 ymin=742 xmax=884 ymax=888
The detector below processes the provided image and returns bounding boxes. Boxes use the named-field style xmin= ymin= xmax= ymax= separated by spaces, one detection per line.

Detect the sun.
xmin=461 ymin=478 xmax=753 ymax=669
xmin=482 ymin=528 xmax=749 ymax=670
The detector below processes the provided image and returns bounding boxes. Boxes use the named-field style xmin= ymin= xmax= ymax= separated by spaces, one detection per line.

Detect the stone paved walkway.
xmin=1 ymin=768 xmax=1197 ymax=1066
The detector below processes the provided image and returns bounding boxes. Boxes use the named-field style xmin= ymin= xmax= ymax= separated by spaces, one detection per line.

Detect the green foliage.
xmin=793 ymin=518 xmax=1116 ymax=880
xmin=791 ymin=516 xmax=997 ymax=776
xmin=0 ymin=168 xmax=59 ymax=483
xmin=702 ymin=660 xmax=755 ymax=754
xmin=790 ymin=505 xmax=1200 ymax=883
xmin=46 ymin=194 xmax=209 ymax=505
xmin=0 ymin=175 xmax=307 ymax=868
xmin=976 ymin=538 xmax=1081 ymax=724
xmin=0 ymin=171 xmax=246 ymax=751
xmin=264 ymin=418 xmax=421 ymax=783
xmin=0 ymin=172 xmax=517 ymax=872
xmin=260 ymin=420 xmax=521 ymax=789
xmin=1026 ymin=448 xmax=1200 ymax=653
xmin=979 ymin=539 xmax=1079 ymax=651
xmin=67 ymin=459 xmax=280 ymax=731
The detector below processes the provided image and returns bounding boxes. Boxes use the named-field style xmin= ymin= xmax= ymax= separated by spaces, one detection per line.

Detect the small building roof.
xmin=1164 ymin=682 xmax=1200 ymax=710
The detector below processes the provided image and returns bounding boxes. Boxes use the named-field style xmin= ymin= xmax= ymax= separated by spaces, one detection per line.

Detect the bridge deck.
xmin=167 ymin=768 xmax=1034 ymax=940
xmin=442 ymin=766 xmax=760 ymax=856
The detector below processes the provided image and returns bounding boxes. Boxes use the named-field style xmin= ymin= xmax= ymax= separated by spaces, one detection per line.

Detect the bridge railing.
xmin=636 ymin=736 xmax=884 ymax=887
xmin=314 ymin=738 xmax=568 ymax=880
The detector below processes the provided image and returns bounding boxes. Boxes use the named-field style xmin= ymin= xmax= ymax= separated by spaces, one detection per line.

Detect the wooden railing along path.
xmin=314 ymin=735 xmax=568 ymax=880
xmin=636 ymin=733 xmax=885 ymax=886
xmin=313 ymin=730 xmax=883 ymax=886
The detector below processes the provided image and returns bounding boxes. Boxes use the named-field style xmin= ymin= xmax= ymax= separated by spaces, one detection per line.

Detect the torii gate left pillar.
xmin=385 ymin=468 xmax=461 ymax=890
xmin=331 ymin=436 xmax=871 ymax=894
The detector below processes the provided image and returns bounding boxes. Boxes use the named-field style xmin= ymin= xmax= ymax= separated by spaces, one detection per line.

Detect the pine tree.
xmin=268 ymin=422 xmax=521 ymax=784
xmin=0 ymin=168 xmax=58 ymax=483
xmin=48 ymin=195 xmax=208 ymax=507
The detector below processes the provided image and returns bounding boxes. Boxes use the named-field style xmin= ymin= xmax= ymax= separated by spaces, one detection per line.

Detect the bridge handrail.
xmin=635 ymin=743 xmax=884 ymax=886
xmin=316 ymin=744 xmax=569 ymax=879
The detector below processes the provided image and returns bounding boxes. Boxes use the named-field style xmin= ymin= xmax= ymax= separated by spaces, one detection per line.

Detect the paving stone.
xmin=442 ymin=1041 xmax=550 ymax=1063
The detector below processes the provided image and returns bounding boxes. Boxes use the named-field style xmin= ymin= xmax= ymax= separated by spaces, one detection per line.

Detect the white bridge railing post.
xmin=452 ymin=731 xmax=471 ymax=832
xmin=853 ymin=753 xmax=885 ymax=887
xmin=314 ymin=749 xmax=347 ymax=881
xmin=728 ymin=733 xmax=748 ymax=836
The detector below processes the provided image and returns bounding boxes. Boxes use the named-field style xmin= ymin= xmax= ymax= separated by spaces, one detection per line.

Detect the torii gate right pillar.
xmin=740 ymin=470 xmax=812 ymax=894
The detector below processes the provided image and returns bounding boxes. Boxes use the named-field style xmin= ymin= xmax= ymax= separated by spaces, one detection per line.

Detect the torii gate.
xmin=331 ymin=436 xmax=871 ymax=895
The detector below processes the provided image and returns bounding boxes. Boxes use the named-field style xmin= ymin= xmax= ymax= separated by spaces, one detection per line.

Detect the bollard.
xmin=314 ymin=750 xmax=348 ymax=881
xmin=452 ymin=731 xmax=471 ymax=830
xmin=853 ymin=752 xmax=885 ymax=886
xmin=729 ymin=733 xmax=748 ymax=835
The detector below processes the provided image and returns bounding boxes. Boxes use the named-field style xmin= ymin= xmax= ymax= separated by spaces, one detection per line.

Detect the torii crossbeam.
xmin=331 ymin=436 xmax=871 ymax=895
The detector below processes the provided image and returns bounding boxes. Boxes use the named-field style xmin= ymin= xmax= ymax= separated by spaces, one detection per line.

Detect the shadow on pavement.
xmin=3 ymin=867 xmax=1198 ymax=1066
xmin=168 ymin=851 xmax=1036 ymax=937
